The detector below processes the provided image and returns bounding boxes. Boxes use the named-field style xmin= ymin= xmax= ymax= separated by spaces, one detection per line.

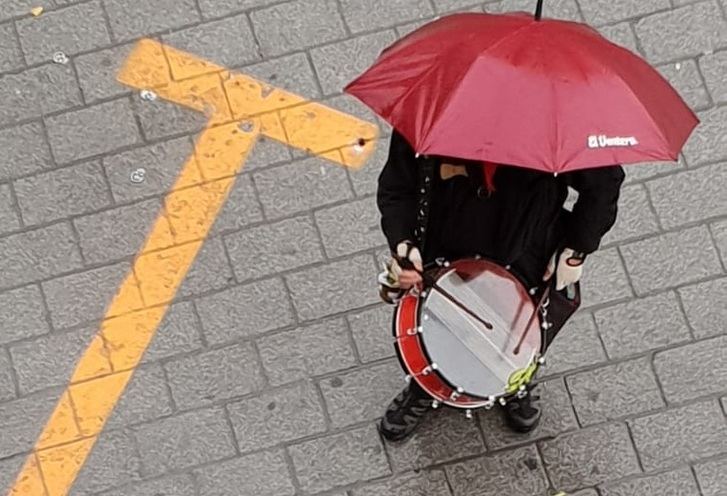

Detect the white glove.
xmin=543 ymin=248 xmax=584 ymax=291
xmin=390 ymin=240 xmax=423 ymax=280
xmin=377 ymin=241 xmax=423 ymax=304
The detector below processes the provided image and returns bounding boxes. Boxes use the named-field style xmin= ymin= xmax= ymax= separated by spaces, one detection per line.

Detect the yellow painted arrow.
xmin=8 ymin=39 xmax=378 ymax=496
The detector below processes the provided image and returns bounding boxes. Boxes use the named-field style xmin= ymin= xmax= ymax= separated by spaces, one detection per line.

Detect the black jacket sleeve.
xmin=564 ymin=165 xmax=626 ymax=254
xmin=377 ymin=131 xmax=419 ymax=252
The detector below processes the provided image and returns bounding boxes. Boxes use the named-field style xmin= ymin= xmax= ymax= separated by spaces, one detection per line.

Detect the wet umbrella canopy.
xmin=345 ymin=4 xmax=698 ymax=173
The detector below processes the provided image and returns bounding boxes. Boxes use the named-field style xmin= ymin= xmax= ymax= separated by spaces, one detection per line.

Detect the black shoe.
xmin=502 ymin=389 xmax=542 ymax=433
xmin=379 ymin=383 xmax=432 ymax=442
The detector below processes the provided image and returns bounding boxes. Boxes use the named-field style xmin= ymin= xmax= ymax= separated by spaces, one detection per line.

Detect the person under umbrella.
xmin=346 ymin=3 xmax=697 ymax=442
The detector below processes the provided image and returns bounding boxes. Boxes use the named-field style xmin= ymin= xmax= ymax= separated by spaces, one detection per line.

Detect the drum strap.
xmin=414 ymin=155 xmax=436 ymax=252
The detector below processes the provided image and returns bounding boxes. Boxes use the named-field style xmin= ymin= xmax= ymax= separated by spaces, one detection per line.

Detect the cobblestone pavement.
xmin=1 ymin=0 xmax=727 ymax=495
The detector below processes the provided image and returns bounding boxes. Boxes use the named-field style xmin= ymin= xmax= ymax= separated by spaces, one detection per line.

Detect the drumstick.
xmin=513 ymin=285 xmax=550 ymax=355
xmin=394 ymin=255 xmax=495 ymax=331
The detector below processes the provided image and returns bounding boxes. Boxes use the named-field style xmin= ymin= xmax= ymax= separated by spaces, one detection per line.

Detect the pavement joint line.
xmin=6 ymin=36 xmax=378 ymax=496
xmin=706 ymin=223 xmax=727 ymax=273
xmin=673 ymin=290 xmax=698 ymax=341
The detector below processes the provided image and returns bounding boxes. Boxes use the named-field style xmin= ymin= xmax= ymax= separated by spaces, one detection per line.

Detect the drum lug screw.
xmin=499 ymin=397 xmax=508 ymax=406
xmin=450 ymin=391 xmax=460 ymax=401
xmin=443 ymin=261 xmax=450 ymax=267
xmin=457 ymin=386 xmax=464 ymax=394
xmin=420 ymin=290 xmax=428 ymax=298
xmin=465 ymin=409 xmax=473 ymax=419
xmin=538 ymin=356 xmax=546 ymax=365
xmin=517 ymin=385 xmax=529 ymax=399
xmin=423 ymin=313 xmax=430 ymax=321
xmin=529 ymin=287 xmax=537 ymax=296
xmin=431 ymin=400 xmax=440 ymax=409
xmin=404 ymin=374 xmax=411 ymax=383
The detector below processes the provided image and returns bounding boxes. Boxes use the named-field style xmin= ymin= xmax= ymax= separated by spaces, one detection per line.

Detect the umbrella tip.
xmin=534 ymin=0 xmax=543 ymax=20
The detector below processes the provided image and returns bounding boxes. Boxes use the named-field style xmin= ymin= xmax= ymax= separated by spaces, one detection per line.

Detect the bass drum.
xmin=393 ymin=258 xmax=543 ymax=409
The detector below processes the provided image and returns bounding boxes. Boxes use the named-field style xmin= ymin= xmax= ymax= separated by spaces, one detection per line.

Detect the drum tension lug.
xmin=465 ymin=409 xmax=473 ymax=420
xmin=431 ymin=400 xmax=440 ymax=409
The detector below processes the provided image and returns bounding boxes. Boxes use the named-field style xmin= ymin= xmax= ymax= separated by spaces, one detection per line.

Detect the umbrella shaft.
xmin=535 ymin=0 xmax=544 ymax=20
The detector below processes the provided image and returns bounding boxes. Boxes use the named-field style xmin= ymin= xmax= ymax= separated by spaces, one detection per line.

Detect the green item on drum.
xmin=506 ymin=359 xmax=538 ymax=393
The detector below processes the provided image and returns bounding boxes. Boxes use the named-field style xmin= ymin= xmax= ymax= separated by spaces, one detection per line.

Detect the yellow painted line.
xmin=8 ymin=38 xmax=378 ymax=496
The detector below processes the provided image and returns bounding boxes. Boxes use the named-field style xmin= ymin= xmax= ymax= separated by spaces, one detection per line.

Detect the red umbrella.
xmin=344 ymin=7 xmax=698 ymax=174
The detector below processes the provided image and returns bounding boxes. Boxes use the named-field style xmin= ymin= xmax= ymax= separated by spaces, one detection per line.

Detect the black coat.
xmin=377 ymin=131 xmax=625 ymax=287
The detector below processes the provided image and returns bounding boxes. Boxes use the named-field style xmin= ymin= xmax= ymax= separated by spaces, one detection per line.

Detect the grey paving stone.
xmin=679 ymin=277 xmax=727 ymax=339
xmin=599 ymin=467 xmax=700 ymax=496
xmin=71 ymin=429 xmax=141 ymax=495
xmin=14 ymin=160 xmax=111 ymax=225
xmin=286 ymin=254 xmax=379 ymax=320
xmin=194 ymin=450 xmax=296 ymax=496
xmin=567 ymin=357 xmax=664 ymax=426
xmin=540 ymin=312 xmax=607 ymax=376
xmin=347 ymin=304 xmax=396 ymax=363
xmin=647 ymin=163 xmax=727 ymax=228
xmin=16 ymin=1 xmax=110 ymax=65
xmin=197 ymin=0 xmax=282 ymax=17
xmin=352 ymin=470 xmax=451 ymax=496
xmin=395 ymin=18 xmax=435 ymax=38
xmin=479 ymin=377 xmax=578 ymax=449
xmin=320 ymin=359 xmax=403 ymax=428
xmin=177 ymin=237 xmax=234 ymax=298
xmin=104 ymin=137 xmax=195 ymax=203
xmin=601 ymin=184 xmax=660 ymax=246
xmin=240 ymin=51 xmax=321 ymax=101
xmin=196 ymin=277 xmax=294 ymax=346
xmin=629 ymin=400 xmax=727 ymax=471
xmin=9 ymin=325 xmax=95 ymax=394
xmin=132 ymin=98 xmax=206 ymax=142
xmin=0 ymin=349 xmax=16 ymax=401
xmin=683 ymin=106 xmax=727 ymax=166
xmin=431 ymin=0 xmax=486 ymax=13
xmin=104 ymin=0 xmax=200 ymax=41
xmin=623 ymin=159 xmax=683 ymax=184
xmin=0 ymin=284 xmax=49 ymax=345
xmin=42 ymin=261 xmax=131 ymax=329
xmin=320 ymin=92 xmax=385 ymax=130
xmin=165 ymin=342 xmax=264 ymax=410
xmin=539 ymin=423 xmax=640 ymax=489
xmin=0 ymin=223 xmax=83 ymax=290
xmin=348 ymin=134 xmax=389 ymax=197
xmin=210 ymin=173 xmax=263 ymax=235
xmin=445 ymin=445 xmax=549 ymax=496
xmin=635 ymin=2 xmax=727 ymax=63
xmin=97 ymin=474 xmax=196 ymax=496
xmin=387 ymin=407 xmax=486 ymax=472
xmin=492 ymin=0 xmax=581 ymax=19
xmin=106 ymin=365 xmax=174 ymax=430
xmin=315 ymin=196 xmax=388 ymax=258
xmin=578 ymin=0 xmax=669 ymax=25
xmin=598 ymin=22 xmax=640 ymax=54
xmin=571 ymin=491 xmax=598 ymax=496
xmin=224 ymin=215 xmax=324 ymax=282
xmin=133 ymin=407 xmax=236 ymax=476
xmin=0 ymin=63 xmax=82 ymax=127
xmin=700 ymin=50 xmax=727 ymax=104
xmin=74 ymin=198 xmax=166 ymax=265
xmin=227 ymin=380 xmax=327 ymax=452
xmin=657 ymin=59 xmax=710 ymax=110
xmin=0 ymin=183 xmax=20 ymax=234
xmin=0 ymin=0 xmax=52 ymax=22
xmin=141 ymin=302 xmax=204 ymax=363
xmin=288 ymin=424 xmax=390 ymax=493
xmin=0 ymin=388 xmax=60 ymax=458
xmin=311 ymin=30 xmax=397 ymax=96
xmin=694 ymin=457 xmax=727 ymax=496
xmin=74 ymin=44 xmax=134 ymax=104
xmin=254 ymin=0 xmax=347 ymax=57
xmin=0 ymin=21 xmax=23 ymax=72
xmin=580 ymin=248 xmax=633 ymax=307
xmin=342 ymin=0 xmax=433 ymax=33
xmin=0 ymin=122 xmax=53 ymax=182
xmin=713 ymin=219 xmax=727 ymax=263
xmin=241 ymin=135 xmax=293 ymax=171
xmin=0 ymin=455 xmax=25 ymax=496
xmin=46 ymin=99 xmax=141 ymax=165
xmin=254 ymin=156 xmax=354 ymax=219
xmin=162 ymin=14 xmax=261 ymax=72
xmin=593 ymin=292 xmax=690 ymax=359
xmin=621 ymin=226 xmax=722 ymax=294
xmin=654 ymin=335 xmax=727 ymax=403
xmin=257 ymin=318 xmax=357 ymax=386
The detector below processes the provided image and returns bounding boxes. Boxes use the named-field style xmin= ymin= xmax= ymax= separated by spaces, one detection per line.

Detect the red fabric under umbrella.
xmin=344 ymin=12 xmax=699 ymax=174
